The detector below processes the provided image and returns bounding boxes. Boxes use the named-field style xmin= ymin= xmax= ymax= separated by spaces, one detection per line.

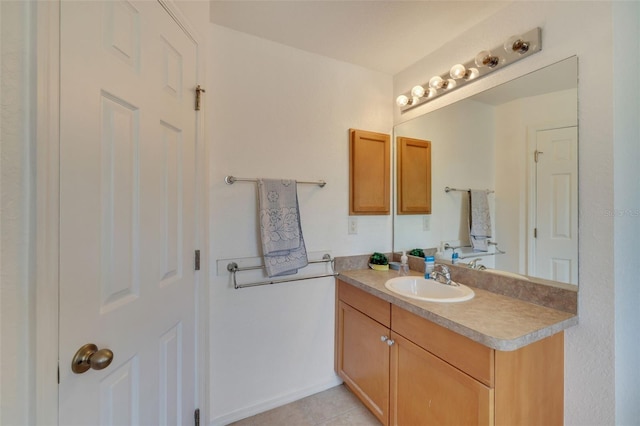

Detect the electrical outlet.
xmin=423 ymin=215 xmax=431 ymax=231
xmin=348 ymin=217 xmax=358 ymax=235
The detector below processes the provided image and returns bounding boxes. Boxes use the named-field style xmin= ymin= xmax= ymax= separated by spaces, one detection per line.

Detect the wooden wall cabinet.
xmin=335 ymin=280 xmax=564 ymax=426
xmin=397 ymin=136 xmax=431 ymax=214
xmin=349 ymin=129 xmax=390 ymax=215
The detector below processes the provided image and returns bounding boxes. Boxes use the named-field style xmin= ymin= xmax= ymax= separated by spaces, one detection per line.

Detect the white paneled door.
xmin=534 ymin=126 xmax=578 ymax=284
xmin=59 ymin=1 xmax=198 ymax=424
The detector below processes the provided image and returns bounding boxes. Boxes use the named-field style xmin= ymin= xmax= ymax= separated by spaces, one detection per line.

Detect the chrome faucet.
xmin=431 ymin=264 xmax=457 ymax=286
xmin=467 ymin=258 xmax=487 ymax=270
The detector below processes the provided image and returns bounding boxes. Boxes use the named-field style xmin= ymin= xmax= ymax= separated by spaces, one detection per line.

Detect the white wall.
xmin=494 ymin=89 xmax=577 ymax=275
xmin=613 ymin=2 xmax=640 ymax=423
xmin=394 ymin=2 xmax=618 ymax=424
xmin=207 ymin=25 xmax=392 ymax=424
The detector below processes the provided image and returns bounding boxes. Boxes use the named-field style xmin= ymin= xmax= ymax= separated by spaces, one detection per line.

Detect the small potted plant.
xmin=409 ymin=248 xmax=425 ymax=258
xmin=369 ymin=252 xmax=389 ymax=271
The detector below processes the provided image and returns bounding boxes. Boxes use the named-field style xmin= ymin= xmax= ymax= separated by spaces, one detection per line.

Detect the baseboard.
xmin=209 ymin=376 xmax=343 ymax=426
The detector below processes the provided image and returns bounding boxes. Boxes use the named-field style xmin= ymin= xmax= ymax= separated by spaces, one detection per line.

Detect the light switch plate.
xmin=348 ymin=217 xmax=358 ymax=234
xmin=423 ymin=215 xmax=431 ymax=231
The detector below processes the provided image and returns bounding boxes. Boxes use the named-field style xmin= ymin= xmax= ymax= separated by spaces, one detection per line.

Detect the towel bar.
xmin=227 ymin=253 xmax=338 ymax=289
xmin=225 ymin=175 xmax=326 ymax=188
xmin=445 ymin=186 xmax=494 ymax=194
xmin=457 ymin=251 xmax=503 ymax=260
xmin=444 ymin=242 xmax=506 ymax=258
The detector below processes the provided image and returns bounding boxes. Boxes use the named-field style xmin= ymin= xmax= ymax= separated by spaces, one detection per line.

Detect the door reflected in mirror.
xmin=393 ymin=56 xmax=578 ymax=286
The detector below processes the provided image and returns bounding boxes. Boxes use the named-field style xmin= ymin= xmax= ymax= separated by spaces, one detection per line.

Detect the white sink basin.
xmin=384 ymin=276 xmax=475 ymax=303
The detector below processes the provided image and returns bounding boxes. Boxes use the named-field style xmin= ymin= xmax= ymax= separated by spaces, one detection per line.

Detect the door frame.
xmin=34 ymin=1 xmax=209 ymax=423
xmin=526 ymin=121 xmax=577 ymax=278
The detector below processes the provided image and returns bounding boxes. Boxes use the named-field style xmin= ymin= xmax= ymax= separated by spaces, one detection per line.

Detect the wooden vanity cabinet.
xmin=336 ymin=280 xmax=564 ymax=426
xmin=390 ymin=332 xmax=493 ymax=425
xmin=337 ymin=301 xmax=390 ymax=424
xmin=336 ymin=279 xmax=392 ymax=425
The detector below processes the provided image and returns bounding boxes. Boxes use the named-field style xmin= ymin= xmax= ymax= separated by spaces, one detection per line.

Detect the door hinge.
xmin=194 ymin=409 xmax=200 ymax=426
xmin=195 ymin=250 xmax=201 ymax=271
xmin=57 ymin=364 xmax=60 ymax=384
xmin=195 ymin=85 xmax=205 ymax=111
xmin=534 ymin=150 xmax=544 ymax=163
xmin=534 ymin=228 xmax=537 ymax=238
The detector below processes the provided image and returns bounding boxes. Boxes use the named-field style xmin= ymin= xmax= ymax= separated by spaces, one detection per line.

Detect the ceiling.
xmin=209 ymin=1 xmax=511 ymax=75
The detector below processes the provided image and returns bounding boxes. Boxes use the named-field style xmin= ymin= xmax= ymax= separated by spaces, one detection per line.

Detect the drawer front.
xmin=392 ymin=306 xmax=494 ymax=387
xmin=338 ymin=280 xmax=391 ymax=328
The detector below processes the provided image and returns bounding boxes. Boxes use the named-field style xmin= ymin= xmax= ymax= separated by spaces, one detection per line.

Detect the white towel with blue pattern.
xmin=258 ymin=179 xmax=309 ymax=277
xmin=469 ymin=190 xmax=492 ymax=252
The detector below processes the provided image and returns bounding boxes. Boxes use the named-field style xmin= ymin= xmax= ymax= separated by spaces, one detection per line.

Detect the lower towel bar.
xmin=227 ymin=253 xmax=338 ymax=289
xmin=444 ymin=242 xmax=506 ymax=259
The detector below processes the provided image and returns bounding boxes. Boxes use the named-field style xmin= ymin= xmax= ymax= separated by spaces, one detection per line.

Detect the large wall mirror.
xmin=393 ymin=56 xmax=578 ymax=287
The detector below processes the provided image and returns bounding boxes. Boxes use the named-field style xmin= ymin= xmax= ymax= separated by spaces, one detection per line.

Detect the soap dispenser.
xmin=399 ymin=251 xmax=409 ymax=276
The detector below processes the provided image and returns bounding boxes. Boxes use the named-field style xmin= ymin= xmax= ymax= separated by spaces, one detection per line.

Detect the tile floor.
xmin=228 ymin=384 xmax=381 ymax=426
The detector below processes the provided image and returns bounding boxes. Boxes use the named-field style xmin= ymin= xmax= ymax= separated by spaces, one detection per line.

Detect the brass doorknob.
xmin=71 ymin=343 xmax=114 ymax=374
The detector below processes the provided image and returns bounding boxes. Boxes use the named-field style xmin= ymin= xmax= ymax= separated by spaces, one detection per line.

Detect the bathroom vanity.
xmin=335 ymin=269 xmax=577 ymax=426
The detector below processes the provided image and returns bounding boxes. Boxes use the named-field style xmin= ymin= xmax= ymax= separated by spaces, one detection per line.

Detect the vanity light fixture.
xmin=396 ymin=27 xmax=542 ymax=112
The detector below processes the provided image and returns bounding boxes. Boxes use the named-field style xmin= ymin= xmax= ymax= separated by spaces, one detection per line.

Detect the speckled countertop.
xmin=338 ymin=268 xmax=578 ymax=351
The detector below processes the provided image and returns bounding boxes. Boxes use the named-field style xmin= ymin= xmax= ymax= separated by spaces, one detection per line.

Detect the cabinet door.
xmin=390 ymin=332 xmax=493 ymax=426
xmin=349 ymin=128 xmax=390 ymax=215
xmin=397 ymin=136 xmax=431 ymax=214
xmin=337 ymin=301 xmax=390 ymax=425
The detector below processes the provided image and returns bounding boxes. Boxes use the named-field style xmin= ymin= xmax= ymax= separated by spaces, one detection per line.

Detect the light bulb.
xmin=504 ymin=35 xmax=529 ymax=54
xmin=445 ymin=79 xmax=457 ymax=90
xmin=475 ymin=50 xmax=499 ymax=68
xmin=467 ymin=68 xmax=480 ymax=80
xmin=396 ymin=94 xmax=409 ymax=107
xmin=411 ymin=85 xmax=426 ymax=98
xmin=429 ymin=76 xmax=444 ymax=89
xmin=450 ymin=64 xmax=467 ymax=80
xmin=426 ymin=87 xmax=437 ymax=98
xmin=450 ymin=64 xmax=480 ymax=81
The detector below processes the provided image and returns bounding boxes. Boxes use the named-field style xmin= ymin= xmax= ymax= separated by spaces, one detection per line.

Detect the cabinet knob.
xmin=381 ymin=335 xmax=389 ymax=342
xmin=386 ymin=339 xmax=395 ymax=346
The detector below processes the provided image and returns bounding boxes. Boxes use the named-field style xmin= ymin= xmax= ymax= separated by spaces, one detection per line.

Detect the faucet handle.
xmin=467 ymin=258 xmax=486 ymax=270
xmin=431 ymin=263 xmax=458 ymax=286
xmin=434 ymin=263 xmax=450 ymax=274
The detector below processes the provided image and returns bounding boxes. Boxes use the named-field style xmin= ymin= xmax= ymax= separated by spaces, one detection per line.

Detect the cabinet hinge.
xmin=57 ymin=364 xmax=60 ymax=384
xmin=195 ymin=85 xmax=205 ymax=111
xmin=534 ymin=228 xmax=537 ymax=238
xmin=194 ymin=409 xmax=200 ymax=426
xmin=195 ymin=250 xmax=201 ymax=271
